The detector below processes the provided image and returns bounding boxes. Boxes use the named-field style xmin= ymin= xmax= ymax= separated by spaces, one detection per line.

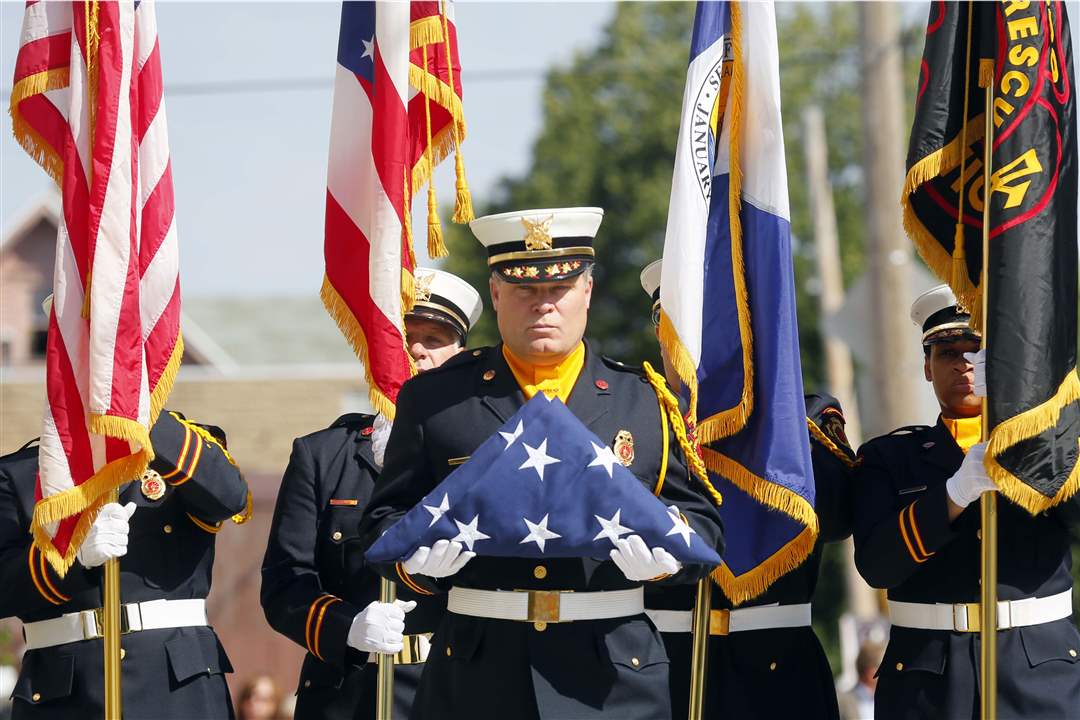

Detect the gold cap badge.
xmin=414 ymin=272 xmax=434 ymax=303
xmin=140 ymin=469 xmax=165 ymax=501
xmin=613 ymin=430 xmax=635 ymax=467
xmin=521 ymin=215 xmax=554 ymax=251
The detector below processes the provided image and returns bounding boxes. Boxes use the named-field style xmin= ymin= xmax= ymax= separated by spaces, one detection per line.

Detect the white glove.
xmin=964 ymin=349 xmax=986 ymax=397
xmin=347 ymin=599 xmax=417 ymax=654
xmin=371 ymin=413 xmax=392 ymax=468
xmin=402 ymin=539 xmax=475 ymax=578
xmin=77 ymin=502 xmax=136 ymax=568
xmin=610 ymin=535 xmax=682 ymax=582
xmin=945 ymin=442 xmax=996 ymax=509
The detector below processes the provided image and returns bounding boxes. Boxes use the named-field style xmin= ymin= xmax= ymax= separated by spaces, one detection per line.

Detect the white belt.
xmin=448 ymin=586 xmax=644 ymax=624
xmin=24 ymin=599 xmax=208 ymax=650
xmin=646 ymin=603 xmax=813 ymax=635
xmin=888 ymin=590 xmax=1073 ymax=632
xmin=367 ymin=633 xmax=432 ymax=665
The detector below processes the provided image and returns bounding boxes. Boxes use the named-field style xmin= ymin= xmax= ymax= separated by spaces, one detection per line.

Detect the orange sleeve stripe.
xmin=160 ymin=425 xmax=192 ymax=481
xmin=38 ymin=549 xmax=70 ymax=603
xmin=312 ymin=597 xmax=342 ymax=661
xmin=396 ymin=562 xmax=434 ymax=596
xmin=169 ymin=431 xmax=203 ymax=487
xmin=28 ymin=548 xmax=63 ymax=605
xmin=907 ymin=501 xmax=934 ymax=560
xmin=305 ymin=595 xmax=336 ymax=656
xmin=898 ymin=504 xmax=927 ymax=564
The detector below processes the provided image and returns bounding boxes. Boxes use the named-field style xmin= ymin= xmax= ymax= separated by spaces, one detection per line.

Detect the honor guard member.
xmin=639 ymin=259 xmax=853 ymax=719
xmin=0 ymin=411 xmax=250 ymax=719
xmin=853 ymin=284 xmax=1080 ymax=719
xmin=261 ymin=268 xmax=483 ymax=720
xmin=358 ymin=208 xmax=725 ymax=720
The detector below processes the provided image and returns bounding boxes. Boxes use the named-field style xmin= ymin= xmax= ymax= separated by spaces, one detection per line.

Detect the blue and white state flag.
xmin=659 ymin=1 xmax=816 ymax=604
xmin=365 ymin=394 xmax=722 ymax=566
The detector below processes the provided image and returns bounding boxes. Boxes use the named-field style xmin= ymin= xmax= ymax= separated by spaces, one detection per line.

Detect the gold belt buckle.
xmin=527 ymin=591 xmax=562 ymax=624
xmin=709 ymin=609 xmax=730 ymax=636
xmin=394 ymin=633 xmax=431 ymax=665
xmin=87 ymin=606 xmax=132 ymax=640
xmin=953 ymin=602 xmax=981 ymax=632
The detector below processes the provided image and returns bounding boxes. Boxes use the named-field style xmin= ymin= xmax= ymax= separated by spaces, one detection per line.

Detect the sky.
xmin=2 ymin=1 xmax=1078 ymax=300
xmin=0 ymin=1 xmax=615 ymax=298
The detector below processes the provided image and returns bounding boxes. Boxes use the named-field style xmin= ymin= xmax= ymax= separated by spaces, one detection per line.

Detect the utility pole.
xmin=858 ymin=1 xmax=918 ymax=438
xmin=802 ymin=105 xmax=877 ymax=623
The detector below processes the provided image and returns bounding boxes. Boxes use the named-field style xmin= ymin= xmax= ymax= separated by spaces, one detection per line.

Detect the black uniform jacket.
xmin=0 ymin=411 xmax=249 ymax=720
xmin=854 ymin=418 xmax=1080 ymax=720
xmin=261 ymin=413 xmax=439 ymax=720
xmin=649 ymin=393 xmax=854 ymax=720
xmin=357 ymin=342 xmax=725 ymax=720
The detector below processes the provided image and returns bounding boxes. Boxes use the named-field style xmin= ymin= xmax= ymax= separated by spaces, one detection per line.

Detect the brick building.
xmin=1 ymin=196 xmax=372 ymax=702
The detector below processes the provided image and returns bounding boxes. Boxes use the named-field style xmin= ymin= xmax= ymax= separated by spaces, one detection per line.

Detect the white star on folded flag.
xmin=360 ymin=36 xmax=374 ymax=61
xmin=519 ymin=514 xmax=561 ymax=553
xmin=593 ymin=509 xmax=634 ymax=545
xmin=500 ymin=420 xmax=525 ymax=449
xmin=423 ymin=493 xmax=450 ymax=527
xmin=519 ymin=438 xmax=560 ymax=481
xmin=666 ymin=508 xmax=696 ymax=547
xmin=451 ymin=514 xmax=491 ymax=551
xmin=587 ymin=441 xmax=619 ymax=478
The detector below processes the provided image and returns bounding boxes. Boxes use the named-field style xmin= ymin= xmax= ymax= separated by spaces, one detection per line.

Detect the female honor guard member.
xmin=260 ymin=268 xmax=483 ymax=720
xmin=359 ymin=208 xmax=725 ymax=720
xmin=854 ymin=284 xmax=1080 ymax=719
xmin=0 ymin=411 xmax=250 ymax=719
xmin=639 ymin=259 xmax=853 ymax=719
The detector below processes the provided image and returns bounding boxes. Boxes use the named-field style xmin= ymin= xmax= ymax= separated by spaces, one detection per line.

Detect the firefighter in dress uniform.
xmin=853 ymin=284 xmax=1080 ymax=719
xmin=260 ymin=268 xmax=483 ymax=720
xmin=357 ymin=207 xmax=725 ymax=720
xmin=0 ymin=410 xmax=250 ymax=719
xmin=638 ymin=259 xmax=853 ymax=719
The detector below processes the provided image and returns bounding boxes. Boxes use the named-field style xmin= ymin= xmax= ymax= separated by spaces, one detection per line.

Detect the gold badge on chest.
xmin=140 ymin=469 xmax=166 ymax=501
xmin=613 ymin=430 xmax=635 ymax=467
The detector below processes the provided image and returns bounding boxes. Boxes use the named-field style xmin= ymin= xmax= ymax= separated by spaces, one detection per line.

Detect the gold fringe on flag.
xmin=711 ymin=526 xmax=818 ymax=606
xmin=985 ymin=368 xmax=1080 ymax=514
xmin=149 ymin=334 xmax=185 ymax=426
xmin=8 ymin=67 xmax=71 ymax=185
xmin=410 ymin=15 xmax=443 ymax=50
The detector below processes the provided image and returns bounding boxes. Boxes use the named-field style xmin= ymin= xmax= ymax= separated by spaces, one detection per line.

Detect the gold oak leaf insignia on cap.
xmin=414 ymin=272 xmax=434 ymax=303
xmin=522 ymin=215 xmax=554 ymax=251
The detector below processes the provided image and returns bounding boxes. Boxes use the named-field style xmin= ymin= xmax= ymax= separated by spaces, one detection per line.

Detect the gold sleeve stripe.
xmin=907 ymin=502 xmax=934 ymax=560
xmin=28 ymin=547 xmax=64 ymax=605
xmin=38 ymin=549 xmax=70 ymax=603
xmin=898 ymin=503 xmax=928 ymax=563
xmin=160 ymin=425 xmax=193 ymax=481
xmin=186 ymin=513 xmax=222 ymax=534
xmin=175 ymin=433 xmax=205 ymax=485
xmin=312 ymin=596 xmax=342 ymax=661
xmin=396 ymin=562 xmax=434 ymax=596
xmin=305 ymin=595 xmax=337 ymax=656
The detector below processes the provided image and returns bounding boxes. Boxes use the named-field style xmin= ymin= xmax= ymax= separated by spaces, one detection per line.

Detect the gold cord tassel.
xmin=421 ymin=44 xmax=448 ymax=258
xmin=950 ymin=222 xmax=967 ymax=294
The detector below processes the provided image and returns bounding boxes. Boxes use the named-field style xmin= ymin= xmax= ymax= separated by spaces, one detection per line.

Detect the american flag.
xmin=366 ymin=394 xmax=723 ymax=566
xmin=321 ymin=1 xmax=470 ymax=419
xmin=10 ymin=0 xmax=181 ymax=575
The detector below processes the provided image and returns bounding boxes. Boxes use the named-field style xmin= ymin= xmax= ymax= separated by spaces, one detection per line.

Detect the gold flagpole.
xmin=102 ymin=488 xmax=123 ymax=720
xmin=687 ymin=578 xmax=712 ymax=720
xmin=977 ymin=58 xmax=997 ymax=720
xmin=376 ymin=579 xmax=396 ymax=720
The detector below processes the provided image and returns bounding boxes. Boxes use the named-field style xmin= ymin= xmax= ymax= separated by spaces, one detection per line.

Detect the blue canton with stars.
xmin=337 ymin=1 xmax=376 ymax=82
xmin=366 ymin=394 xmax=723 ymax=565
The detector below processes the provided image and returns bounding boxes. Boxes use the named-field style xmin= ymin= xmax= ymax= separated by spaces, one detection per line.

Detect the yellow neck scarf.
xmin=942 ymin=415 xmax=982 ymax=454
xmin=503 ymin=342 xmax=586 ymax=403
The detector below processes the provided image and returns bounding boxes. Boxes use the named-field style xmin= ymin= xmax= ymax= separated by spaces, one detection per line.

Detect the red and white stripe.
xmin=11 ymin=0 xmax=181 ymax=574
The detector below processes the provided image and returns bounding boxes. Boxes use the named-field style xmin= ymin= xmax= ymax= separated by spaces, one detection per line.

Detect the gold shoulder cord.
xmin=168 ymin=412 xmax=252 ymax=525
xmin=642 ymin=362 xmax=723 ymax=507
xmin=806 ymin=418 xmax=858 ymax=468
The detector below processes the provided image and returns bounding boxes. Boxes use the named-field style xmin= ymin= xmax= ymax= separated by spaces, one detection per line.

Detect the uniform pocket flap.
xmin=165 ymin=629 xmax=231 ymax=684
xmin=297 ymin=654 xmax=345 ymax=692
xmin=443 ymin=614 xmax=484 ymax=661
xmin=597 ymin=618 xmax=668 ymax=671
xmin=876 ymin=630 xmax=946 ymax=677
xmin=1019 ymin=622 xmax=1080 ymax=668
xmin=12 ymin=652 xmax=74 ymax=703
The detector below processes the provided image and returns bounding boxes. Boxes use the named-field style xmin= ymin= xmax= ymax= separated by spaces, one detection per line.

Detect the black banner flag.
xmin=902 ymin=0 xmax=1078 ymax=513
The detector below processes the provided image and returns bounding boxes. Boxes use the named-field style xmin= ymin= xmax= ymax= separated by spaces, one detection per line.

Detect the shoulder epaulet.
xmin=600 ymin=355 xmax=644 ymax=375
xmin=330 ymin=413 xmax=375 ymax=430
xmin=415 ymin=345 xmax=491 ymax=378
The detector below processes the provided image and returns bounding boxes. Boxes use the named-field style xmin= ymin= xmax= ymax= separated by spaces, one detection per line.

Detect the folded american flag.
xmin=366 ymin=394 xmax=722 ymax=565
